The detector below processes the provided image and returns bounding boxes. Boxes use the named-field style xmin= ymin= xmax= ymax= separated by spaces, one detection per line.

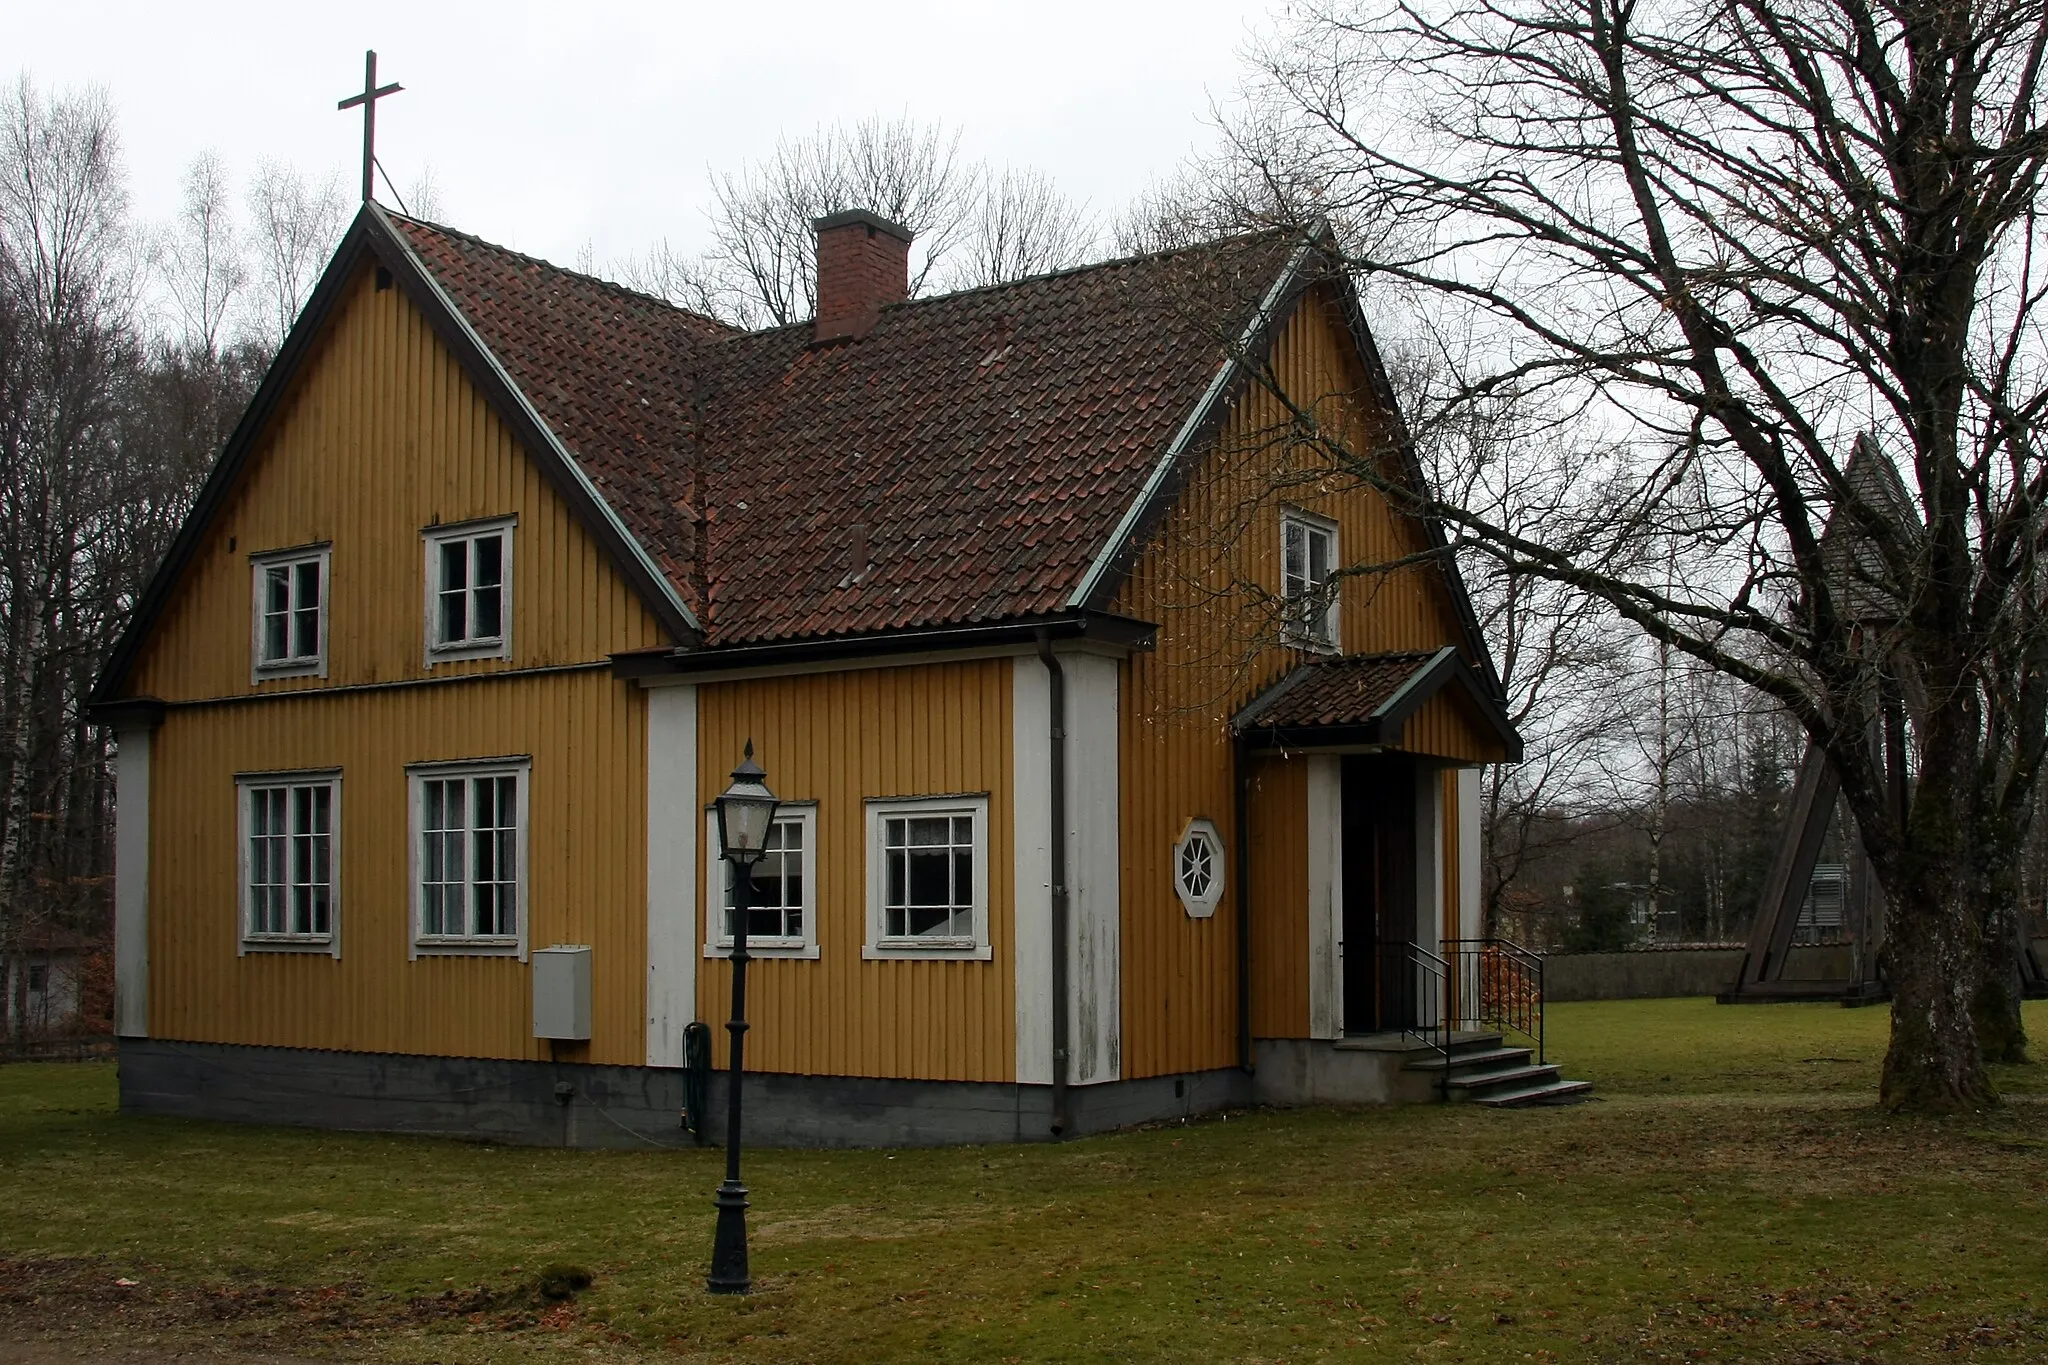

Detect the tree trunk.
xmin=1877 ymin=755 xmax=1996 ymax=1109
xmin=1972 ymin=862 xmax=2030 ymax=1065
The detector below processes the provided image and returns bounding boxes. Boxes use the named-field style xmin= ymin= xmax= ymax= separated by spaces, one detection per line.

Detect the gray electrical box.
xmin=532 ymin=945 xmax=592 ymax=1041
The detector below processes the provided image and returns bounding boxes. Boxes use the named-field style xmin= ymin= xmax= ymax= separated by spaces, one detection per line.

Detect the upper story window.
xmin=237 ymin=770 xmax=341 ymax=955
xmin=250 ymin=545 xmax=330 ymax=681
xmin=863 ymin=794 xmax=992 ymax=960
xmin=409 ymin=757 xmax=528 ymax=957
xmin=424 ymin=517 xmax=514 ymax=664
xmin=1281 ymin=510 xmax=1340 ymax=651
xmin=704 ymin=804 xmax=819 ymax=959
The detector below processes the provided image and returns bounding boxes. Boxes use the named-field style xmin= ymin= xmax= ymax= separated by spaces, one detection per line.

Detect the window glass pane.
xmin=473 ymin=534 xmax=503 ymax=587
xmin=438 ymin=541 xmax=468 ymax=643
xmin=1283 ymin=521 xmax=1305 ymax=589
xmin=473 ymin=583 xmax=502 ymax=641
xmin=262 ymin=568 xmax=290 ymax=662
xmin=1307 ymin=525 xmax=1332 ymax=585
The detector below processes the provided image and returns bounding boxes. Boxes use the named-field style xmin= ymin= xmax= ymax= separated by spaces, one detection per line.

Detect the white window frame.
xmin=1280 ymin=508 xmax=1341 ymax=652
xmin=407 ymin=756 xmax=531 ymax=960
xmin=703 ymin=803 xmax=819 ymax=959
xmin=236 ymin=769 xmax=343 ymax=956
xmin=863 ymin=793 xmax=993 ymax=961
xmin=249 ymin=544 xmax=331 ymax=682
xmin=423 ymin=516 xmax=516 ymax=665
xmin=1174 ymin=817 xmax=1226 ymax=919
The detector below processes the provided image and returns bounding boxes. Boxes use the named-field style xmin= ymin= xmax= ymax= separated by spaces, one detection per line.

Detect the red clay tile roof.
xmin=390 ymin=214 xmax=1304 ymax=647
xmin=1237 ymin=651 xmax=1445 ymax=730
xmin=389 ymin=215 xmax=737 ymax=624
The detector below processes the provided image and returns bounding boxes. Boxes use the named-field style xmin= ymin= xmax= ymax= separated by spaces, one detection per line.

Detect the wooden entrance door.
xmin=1341 ymin=754 xmax=1417 ymax=1032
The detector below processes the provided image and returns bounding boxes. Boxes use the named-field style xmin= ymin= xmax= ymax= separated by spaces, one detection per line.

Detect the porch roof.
xmin=1233 ymin=647 xmax=1524 ymax=760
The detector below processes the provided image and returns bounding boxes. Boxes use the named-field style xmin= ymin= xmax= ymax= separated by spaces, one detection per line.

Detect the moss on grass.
xmin=1 ymin=999 xmax=2044 ymax=1363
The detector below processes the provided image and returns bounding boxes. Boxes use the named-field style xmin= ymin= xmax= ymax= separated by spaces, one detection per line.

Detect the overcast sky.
xmin=17 ymin=1 xmax=1278 ymax=271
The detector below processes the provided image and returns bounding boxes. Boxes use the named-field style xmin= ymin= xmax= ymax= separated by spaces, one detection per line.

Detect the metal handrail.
xmin=1442 ymin=938 xmax=1545 ymax=1064
xmin=1383 ymin=938 xmax=1453 ymax=1096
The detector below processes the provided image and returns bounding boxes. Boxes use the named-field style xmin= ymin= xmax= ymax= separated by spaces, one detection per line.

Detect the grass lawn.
xmin=1 ymin=999 xmax=2044 ymax=1364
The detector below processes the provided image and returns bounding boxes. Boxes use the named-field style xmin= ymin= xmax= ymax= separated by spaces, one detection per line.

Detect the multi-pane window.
xmin=866 ymin=796 xmax=989 ymax=954
xmin=250 ymin=547 xmax=329 ymax=678
xmin=1281 ymin=511 xmax=1339 ymax=649
xmin=238 ymin=773 xmax=339 ymax=950
xmin=411 ymin=760 xmax=527 ymax=952
xmin=706 ymin=807 xmax=816 ymax=954
xmin=424 ymin=519 xmax=514 ymax=662
xmin=1174 ymin=818 xmax=1226 ymax=919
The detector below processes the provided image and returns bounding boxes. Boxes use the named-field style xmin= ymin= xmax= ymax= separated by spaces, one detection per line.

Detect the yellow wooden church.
xmin=89 ymin=201 xmax=1551 ymax=1146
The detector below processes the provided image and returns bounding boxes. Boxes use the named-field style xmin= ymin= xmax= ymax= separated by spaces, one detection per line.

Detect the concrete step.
xmin=1471 ymin=1078 xmax=1596 ymax=1108
xmin=1442 ymin=1062 xmax=1561 ymax=1094
xmin=1404 ymin=1045 xmax=1531 ymax=1072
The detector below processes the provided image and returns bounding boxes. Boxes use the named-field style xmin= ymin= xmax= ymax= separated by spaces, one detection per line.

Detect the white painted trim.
xmin=113 ymin=725 xmax=151 ymax=1039
xmin=1306 ymin=755 xmax=1344 ymax=1040
xmin=1062 ymin=652 xmax=1122 ymax=1084
xmin=1280 ymin=507 xmax=1342 ymax=653
xmin=248 ymin=543 xmax=331 ymax=684
xmin=234 ymin=769 xmax=344 ymax=957
xmin=864 ymin=793 xmax=992 ymax=957
xmin=378 ymin=205 xmax=703 ymax=636
xmin=703 ymin=803 xmax=819 ymax=959
xmin=1012 ymin=656 xmax=1054 ymax=1085
xmin=405 ymin=756 xmax=531 ymax=960
xmin=1067 ymin=236 xmax=1317 ymax=609
xmin=645 ymin=685 xmax=697 ymax=1067
xmin=1173 ymin=817 xmax=1226 ymax=918
xmin=1457 ymin=767 xmax=1483 ymax=941
xmin=422 ymin=515 xmax=516 ymax=666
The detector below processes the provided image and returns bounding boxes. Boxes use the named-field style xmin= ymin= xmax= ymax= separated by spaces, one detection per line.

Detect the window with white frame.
xmin=1281 ymin=510 xmax=1339 ymax=650
xmin=424 ymin=518 xmax=514 ymax=662
xmin=865 ymin=795 xmax=990 ymax=957
xmin=250 ymin=546 xmax=329 ymax=679
xmin=704 ymin=804 xmax=818 ymax=957
xmin=1174 ymin=817 xmax=1225 ymax=919
xmin=237 ymin=771 xmax=340 ymax=951
xmin=409 ymin=759 xmax=528 ymax=954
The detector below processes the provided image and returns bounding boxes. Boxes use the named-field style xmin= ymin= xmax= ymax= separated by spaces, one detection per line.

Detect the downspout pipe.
xmin=1234 ymin=733 xmax=1253 ymax=1074
xmin=1037 ymin=631 xmax=1071 ymax=1136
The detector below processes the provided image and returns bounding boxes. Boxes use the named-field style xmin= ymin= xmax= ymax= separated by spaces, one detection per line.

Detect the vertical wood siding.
xmin=136 ymin=265 xmax=662 ymax=1064
xmin=1115 ymin=289 xmax=1502 ymax=1075
xmin=132 ymin=264 xmax=666 ymax=701
xmin=149 ymin=671 xmax=648 ymax=1064
xmin=1247 ymin=756 xmax=1310 ymax=1038
xmin=695 ymin=660 xmax=1016 ymax=1083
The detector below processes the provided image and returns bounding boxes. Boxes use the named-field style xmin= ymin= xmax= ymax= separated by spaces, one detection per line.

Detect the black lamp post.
xmin=707 ymin=740 xmax=778 ymax=1295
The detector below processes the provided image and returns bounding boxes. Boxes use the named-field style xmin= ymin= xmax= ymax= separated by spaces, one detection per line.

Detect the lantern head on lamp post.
xmin=707 ymin=740 xmax=778 ymax=1296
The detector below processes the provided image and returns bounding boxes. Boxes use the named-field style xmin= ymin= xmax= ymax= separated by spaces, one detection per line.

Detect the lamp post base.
xmin=706 ymin=1179 xmax=752 ymax=1294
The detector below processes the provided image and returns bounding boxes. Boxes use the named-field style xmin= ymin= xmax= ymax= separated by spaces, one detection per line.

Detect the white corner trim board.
xmin=1062 ymin=652 xmax=1122 ymax=1086
xmin=645 ymin=684 xmax=698 ymax=1067
xmin=1458 ymin=767 xmax=1482 ymax=942
xmin=114 ymin=725 xmax=151 ymax=1038
xmin=1011 ymin=656 xmax=1055 ymax=1087
xmin=1306 ymin=755 xmax=1343 ymax=1040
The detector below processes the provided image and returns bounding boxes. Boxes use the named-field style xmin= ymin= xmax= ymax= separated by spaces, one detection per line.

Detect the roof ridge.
xmin=384 ymin=209 xmax=741 ymax=336
xmin=886 ymin=223 xmax=1307 ymax=310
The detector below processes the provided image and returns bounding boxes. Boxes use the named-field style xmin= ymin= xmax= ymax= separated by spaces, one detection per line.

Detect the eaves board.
xmin=1066 ymin=229 xmax=1324 ymax=615
xmin=88 ymin=204 xmax=699 ymax=710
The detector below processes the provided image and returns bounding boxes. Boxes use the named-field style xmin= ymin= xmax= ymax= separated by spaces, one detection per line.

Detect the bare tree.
xmin=950 ymin=167 xmax=1094 ymax=288
xmin=1229 ymin=0 xmax=2048 ymax=1108
xmin=618 ymin=117 xmax=1097 ymax=327
xmin=152 ymin=152 xmax=244 ymax=358
xmin=245 ymin=159 xmax=344 ymax=343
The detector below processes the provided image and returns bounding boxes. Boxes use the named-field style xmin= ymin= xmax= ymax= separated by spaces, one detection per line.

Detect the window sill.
xmin=425 ymin=640 xmax=510 ymax=666
xmin=412 ymin=936 xmax=522 ymax=958
xmin=862 ymin=941 xmax=993 ymax=962
xmin=704 ymin=940 xmax=819 ymax=960
xmin=1281 ymin=631 xmax=1341 ymax=656
xmin=252 ymin=660 xmax=326 ymax=682
xmin=240 ymin=935 xmax=336 ymax=955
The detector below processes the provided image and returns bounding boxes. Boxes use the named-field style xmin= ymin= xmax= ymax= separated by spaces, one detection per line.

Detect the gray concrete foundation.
xmin=1250 ymin=1037 xmax=1436 ymax=1106
xmin=117 ymin=1039 xmax=1251 ymax=1149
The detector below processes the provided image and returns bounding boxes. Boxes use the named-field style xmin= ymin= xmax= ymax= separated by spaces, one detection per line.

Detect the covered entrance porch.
xmin=1233 ymin=648 xmax=1589 ymax=1106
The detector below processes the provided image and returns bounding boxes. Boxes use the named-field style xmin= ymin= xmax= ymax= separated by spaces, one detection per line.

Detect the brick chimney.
xmin=813 ymin=209 xmax=912 ymax=343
